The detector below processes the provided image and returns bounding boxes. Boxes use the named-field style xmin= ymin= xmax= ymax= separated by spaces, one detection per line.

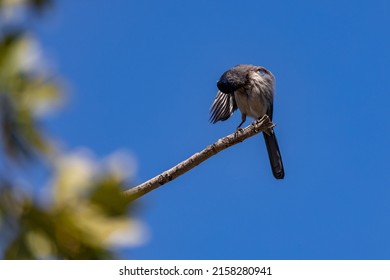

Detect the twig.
xmin=123 ymin=115 xmax=274 ymax=201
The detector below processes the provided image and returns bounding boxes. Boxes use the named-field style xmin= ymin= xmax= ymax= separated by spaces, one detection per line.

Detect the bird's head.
xmin=216 ymin=64 xmax=252 ymax=93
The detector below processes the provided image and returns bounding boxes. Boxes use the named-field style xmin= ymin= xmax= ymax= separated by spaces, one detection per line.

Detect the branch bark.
xmin=123 ymin=115 xmax=274 ymax=201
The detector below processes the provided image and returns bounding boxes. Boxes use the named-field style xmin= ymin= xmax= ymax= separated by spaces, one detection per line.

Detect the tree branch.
xmin=123 ymin=115 xmax=274 ymax=201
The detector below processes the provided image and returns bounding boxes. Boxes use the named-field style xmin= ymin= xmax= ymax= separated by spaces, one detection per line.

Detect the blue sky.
xmin=36 ymin=0 xmax=390 ymax=259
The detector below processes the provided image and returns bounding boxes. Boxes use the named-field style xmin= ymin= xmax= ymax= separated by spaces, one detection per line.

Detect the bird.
xmin=209 ymin=64 xmax=285 ymax=179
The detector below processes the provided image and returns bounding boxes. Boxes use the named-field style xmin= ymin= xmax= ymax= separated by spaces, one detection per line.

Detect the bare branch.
xmin=123 ymin=115 xmax=274 ymax=201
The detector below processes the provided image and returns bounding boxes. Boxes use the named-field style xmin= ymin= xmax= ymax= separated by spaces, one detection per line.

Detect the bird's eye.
xmin=257 ymin=68 xmax=268 ymax=75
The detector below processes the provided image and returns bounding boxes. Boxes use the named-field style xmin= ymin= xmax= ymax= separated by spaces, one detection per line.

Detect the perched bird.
xmin=210 ymin=64 xmax=285 ymax=179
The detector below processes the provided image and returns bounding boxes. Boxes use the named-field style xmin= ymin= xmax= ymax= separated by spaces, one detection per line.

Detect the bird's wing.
xmin=209 ymin=91 xmax=237 ymax=123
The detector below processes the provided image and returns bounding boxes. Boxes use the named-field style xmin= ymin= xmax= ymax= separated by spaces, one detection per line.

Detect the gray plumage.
xmin=210 ymin=64 xmax=285 ymax=179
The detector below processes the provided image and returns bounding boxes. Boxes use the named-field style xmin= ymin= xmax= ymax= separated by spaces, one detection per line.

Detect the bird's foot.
xmin=234 ymin=127 xmax=243 ymax=137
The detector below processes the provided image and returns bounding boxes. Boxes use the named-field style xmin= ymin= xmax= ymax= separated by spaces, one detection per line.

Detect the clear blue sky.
xmin=37 ymin=0 xmax=390 ymax=259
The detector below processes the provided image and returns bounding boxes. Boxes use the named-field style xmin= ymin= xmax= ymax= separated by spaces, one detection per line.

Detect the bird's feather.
xmin=209 ymin=91 xmax=237 ymax=123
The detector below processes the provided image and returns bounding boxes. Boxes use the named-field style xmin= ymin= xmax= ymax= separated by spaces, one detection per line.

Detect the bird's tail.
xmin=263 ymin=130 xmax=285 ymax=179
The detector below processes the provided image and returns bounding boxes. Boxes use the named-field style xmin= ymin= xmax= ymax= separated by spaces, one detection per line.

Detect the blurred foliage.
xmin=1 ymin=151 xmax=138 ymax=259
xmin=0 ymin=0 xmax=52 ymax=12
xmin=0 ymin=32 xmax=59 ymax=161
xmin=0 ymin=0 xmax=143 ymax=259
